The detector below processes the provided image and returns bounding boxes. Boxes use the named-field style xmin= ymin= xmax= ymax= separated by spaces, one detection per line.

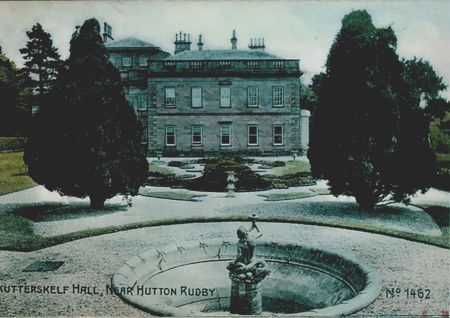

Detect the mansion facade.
xmin=105 ymin=26 xmax=309 ymax=156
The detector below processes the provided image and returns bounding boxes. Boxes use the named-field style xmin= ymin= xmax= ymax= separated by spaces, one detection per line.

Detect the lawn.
xmin=0 ymin=152 xmax=35 ymax=195
xmin=271 ymin=160 xmax=311 ymax=176
xmin=139 ymin=190 xmax=206 ymax=201
xmin=149 ymin=161 xmax=174 ymax=176
xmin=0 ymin=200 xmax=448 ymax=251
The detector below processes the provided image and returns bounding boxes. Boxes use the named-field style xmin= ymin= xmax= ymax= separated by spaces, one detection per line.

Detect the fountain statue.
xmin=227 ymin=221 xmax=270 ymax=314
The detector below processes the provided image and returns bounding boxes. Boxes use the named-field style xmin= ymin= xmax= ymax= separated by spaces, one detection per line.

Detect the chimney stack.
xmin=174 ymin=31 xmax=192 ymax=54
xmin=197 ymin=34 xmax=204 ymax=51
xmin=231 ymin=30 xmax=237 ymax=50
xmin=249 ymin=37 xmax=265 ymax=51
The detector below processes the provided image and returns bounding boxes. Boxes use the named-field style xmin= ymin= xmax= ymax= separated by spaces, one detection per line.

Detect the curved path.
xmin=0 ymin=185 xmax=443 ymax=237
xmin=0 ymin=222 xmax=448 ymax=316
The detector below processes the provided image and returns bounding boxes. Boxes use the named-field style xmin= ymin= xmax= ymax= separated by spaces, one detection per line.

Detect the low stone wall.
xmin=112 ymin=236 xmax=381 ymax=316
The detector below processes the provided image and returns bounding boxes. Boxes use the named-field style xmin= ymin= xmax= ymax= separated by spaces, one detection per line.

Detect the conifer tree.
xmin=20 ymin=23 xmax=62 ymax=108
xmin=24 ymin=18 xmax=148 ymax=208
xmin=0 ymin=47 xmax=20 ymax=135
xmin=308 ymin=10 xmax=442 ymax=210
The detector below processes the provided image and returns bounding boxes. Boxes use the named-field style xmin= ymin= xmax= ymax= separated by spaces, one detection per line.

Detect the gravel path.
xmin=0 ymin=223 xmax=448 ymax=316
xmin=0 ymin=184 xmax=444 ymax=237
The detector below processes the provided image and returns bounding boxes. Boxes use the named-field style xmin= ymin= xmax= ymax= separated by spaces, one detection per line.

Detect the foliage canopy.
xmin=308 ymin=10 xmax=444 ymax=210
xmin=24 ymin=18 xmax=148 ymax=208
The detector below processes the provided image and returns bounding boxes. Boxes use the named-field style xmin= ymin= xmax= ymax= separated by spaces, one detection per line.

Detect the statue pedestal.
xmin=229 ymin=278 xmax=263 ymax=315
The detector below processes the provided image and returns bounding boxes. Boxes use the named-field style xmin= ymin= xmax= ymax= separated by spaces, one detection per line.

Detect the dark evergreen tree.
xmin=308 ymin=10 xmax=441 ymax=210
xmin=24 ymin=18 xmax=148 ymax=208
xmin=20 ymin=23 xmax=62 ymax=109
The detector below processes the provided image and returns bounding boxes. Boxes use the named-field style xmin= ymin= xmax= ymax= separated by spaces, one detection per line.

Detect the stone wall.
xmin=147 ymin=76 xmax=304 ymax=156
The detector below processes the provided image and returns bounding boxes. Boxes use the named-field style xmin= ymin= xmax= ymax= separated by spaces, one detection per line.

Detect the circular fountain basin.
xmin=112 ymin=238 xmax=381 ymax=316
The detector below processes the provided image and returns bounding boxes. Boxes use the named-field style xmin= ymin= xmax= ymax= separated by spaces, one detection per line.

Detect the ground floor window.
xmin=248 ymin=125 xmax=258 ymax=145
xmin=220 ymin=125 xmax=231 ymax=145
xmin=273 ymin=125 xmax=284 ymax=145
xmin=165 ymin=126 xmax=176 ymax=146
xmin=192 ymin=125 xmax=203 ymax=145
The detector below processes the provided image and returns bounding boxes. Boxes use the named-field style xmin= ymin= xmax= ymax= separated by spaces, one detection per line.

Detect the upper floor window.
xmin=122 ymin=58 xmax=132 ymax=67
xmin=165 ymin=87 xmax=175 ymax=107
xmin=139 ymin=57 xmax=148 ymax=66
xmin=190 ymin=61 xmax=203 ymax=70
xmin=248 ymin=125 xmax=258 ymax=146
xmin=191 ymin=87 xmax=202 ymax=108
xmin=192 ymin=126 xmax=203 ymax=145
xmin=165 ymin=126 xmax=176 ymax=146
xmin=220 ymin=87 xmax=231 ymax=108
xmin=273 ymin=125 xmax=284 ymax=145
xmin=247 ymin=87 xmax=259 ymax=107
xmin=247 ymin=61 xmax=259 ymax=69
xmin=273 ymin=86 xmax=284 ymax=107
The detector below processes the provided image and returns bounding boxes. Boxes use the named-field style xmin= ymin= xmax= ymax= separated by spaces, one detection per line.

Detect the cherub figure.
xmin=227 ymin=226 xmax=269 ymax=282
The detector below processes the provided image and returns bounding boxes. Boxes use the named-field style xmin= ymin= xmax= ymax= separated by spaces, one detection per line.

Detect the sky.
xmin=1 ymin=0 xmax=449 ymax=98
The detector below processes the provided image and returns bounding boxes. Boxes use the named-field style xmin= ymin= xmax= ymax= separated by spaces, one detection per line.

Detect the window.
xmin=220 ymin=87 xmax=231 ymax=108
xmin=220 ymin=126 xmax=231 ymax=146
xmin=137 ymin=94 xmax=147 ymax=110
xmin=248 ymin=125 xmax=258 ymax=145
xmin=192 ymin=126 xmax=203 ymax=145
xmin=122 ymin=58 xmax=131 ymax=67
xmin=273 ymin=86 xmax=284 ymax=107
xmin=165 ymin=126 xmax=176 ymax=146
xmin=165 ymin=88 xmax=175 ymax=107
xmin=191 ymin=87 xmax=202 ymax=108
xmin=247 ymin=87 xmax=259 ymax=107
xmin=139 ymin=57 xmax=148 ymax=66
xmin=273 ymin=125 xmax=284 ymax=145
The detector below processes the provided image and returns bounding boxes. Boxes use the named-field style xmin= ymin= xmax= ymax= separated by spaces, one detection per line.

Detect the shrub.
xmin=271 ymin=161 xmax=286 ymax=167
xmin=187 ymin=157 xmax=270 ymax=192
xmin=168 ymin=161 xmax=184 ymax=167
xmin=0 ymin=137 xmax=25 ymax=152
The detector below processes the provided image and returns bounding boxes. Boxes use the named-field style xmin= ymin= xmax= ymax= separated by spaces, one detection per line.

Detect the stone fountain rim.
xmin=112 ymin=237 xmax=382 ymax=317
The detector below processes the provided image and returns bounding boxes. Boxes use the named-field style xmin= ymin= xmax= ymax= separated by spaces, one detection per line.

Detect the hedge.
xmin=0 ymin=137 xmax=25 ymax=152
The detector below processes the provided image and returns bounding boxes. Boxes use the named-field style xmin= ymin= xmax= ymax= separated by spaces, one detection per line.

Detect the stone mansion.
xmin=104 ymin=25 xmax=310 ymax=156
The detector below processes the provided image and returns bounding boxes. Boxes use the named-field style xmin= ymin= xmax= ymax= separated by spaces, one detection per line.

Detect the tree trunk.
xmin=356 ymin=196 xmax=376 ymax=212
xmin=90 ymin=195 xmax=106 ymax=209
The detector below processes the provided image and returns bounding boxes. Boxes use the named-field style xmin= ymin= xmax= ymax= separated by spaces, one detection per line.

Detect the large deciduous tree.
xmin=308 ymin=10 xmax=445 ymax=210
xmin=24 ymin=18 xmax=148 ymax=208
